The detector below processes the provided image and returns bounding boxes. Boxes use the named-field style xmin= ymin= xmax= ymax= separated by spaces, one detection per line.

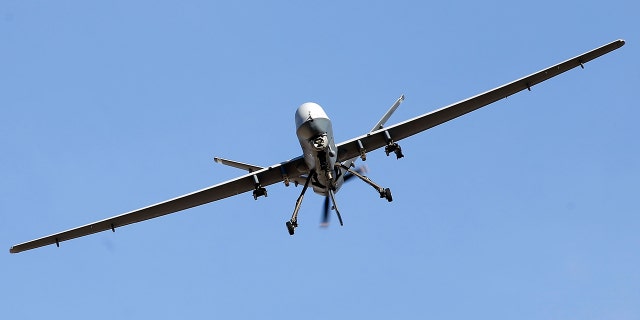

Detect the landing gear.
xmin=327 ymin=187 xmax=343 ymax=226
xmin=381 ymin=187 xmax=393 ymax=202
xmin=317 ymin=150 xmax=336 ymax=190
xmin=286 ymin=171 xmax=314 ymax=236
xmin=286 ymin=220 xmax=297 ymax=235
xmin=341 ymin=164 xmax=393 ymax=203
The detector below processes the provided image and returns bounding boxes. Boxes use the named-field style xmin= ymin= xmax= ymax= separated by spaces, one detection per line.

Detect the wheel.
xmin=286 ymin=221 xmax=295 ymax=235
xmin=384 ymin=188 xmax=393 ymax=202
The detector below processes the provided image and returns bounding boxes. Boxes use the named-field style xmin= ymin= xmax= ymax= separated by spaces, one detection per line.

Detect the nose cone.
xmin=295 ymin=102 xmax=329 ymax=129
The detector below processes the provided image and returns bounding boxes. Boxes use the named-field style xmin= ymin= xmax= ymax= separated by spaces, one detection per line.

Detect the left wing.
xmin=336 ymin=39 xmax=625 ymax=163
xmin=10 ymin=157 xmax=307 ymax=253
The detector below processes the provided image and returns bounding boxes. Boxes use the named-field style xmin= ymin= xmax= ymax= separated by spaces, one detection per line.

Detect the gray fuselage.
xmin=294 ymin=102 xmax=345 ymax=195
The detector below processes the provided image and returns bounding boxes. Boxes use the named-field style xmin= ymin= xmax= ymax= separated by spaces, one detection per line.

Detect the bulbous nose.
xmin=295 ymin=103 xmax=331 ymax=140
xmin=295 ymin=102 xmax=327 ymax=129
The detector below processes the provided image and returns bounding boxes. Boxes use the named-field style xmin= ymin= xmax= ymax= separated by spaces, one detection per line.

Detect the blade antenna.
xmin=371 ymin=94 xmax=405 ymax=131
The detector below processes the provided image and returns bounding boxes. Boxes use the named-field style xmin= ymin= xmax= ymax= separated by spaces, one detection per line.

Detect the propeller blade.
xmin=321 ymin=196 xmax=330 ymax=227
xmin=320 ymin=166 xmax=366 ymax=227
xmin=344 ymin=172 xmax=355 ymax=182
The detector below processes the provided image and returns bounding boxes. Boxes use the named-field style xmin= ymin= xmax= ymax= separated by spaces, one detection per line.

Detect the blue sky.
xmin=2 ymin=1 xmax=637 ymax=319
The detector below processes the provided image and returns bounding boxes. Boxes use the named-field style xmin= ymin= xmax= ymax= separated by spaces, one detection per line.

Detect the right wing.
xmin=9 ymin=156 xmax=308 ymax=253
xmin=336 ymin=39 xmax=625 ymax=163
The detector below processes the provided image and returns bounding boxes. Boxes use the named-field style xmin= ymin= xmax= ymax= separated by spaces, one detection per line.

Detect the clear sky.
xmin=2 ymin=1 xmax=637 ymax=319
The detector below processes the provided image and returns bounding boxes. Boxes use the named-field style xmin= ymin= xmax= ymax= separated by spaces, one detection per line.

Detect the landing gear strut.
xmin=327 ymin=187 xmax=343 ymax=226
xmin=341 ymin=164 xmax=393 ymax=202
xmin=286 ymin=171 xmax=314 ymax=235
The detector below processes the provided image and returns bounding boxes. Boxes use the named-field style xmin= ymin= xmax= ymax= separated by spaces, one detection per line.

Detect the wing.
xmin=336 ymin=39 xmax=625 ymax=163
xmin=10 ymin=157 xmax=308 ymax=253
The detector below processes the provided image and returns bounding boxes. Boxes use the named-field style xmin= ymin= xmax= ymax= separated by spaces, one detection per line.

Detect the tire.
xmin=286 ymin=221 xmax=295 ymax=235
xmin=384 ymin=188 xmax=393 ymax=202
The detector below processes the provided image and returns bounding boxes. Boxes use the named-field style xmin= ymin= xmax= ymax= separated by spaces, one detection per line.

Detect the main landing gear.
xmin=286 ymin=220 xmax=297 ymax=235
xmin=285 ymin=170 xmax=345 ymax=236
xmin=286 ymin=171 xmax=314 ymax=235
xmin=286 ymin=166 xmax=394 ymax=236
xmin=341 ymin=164 xmax=393 ymax=202
xmin=382 ymin=187 xmax=393 ymax=202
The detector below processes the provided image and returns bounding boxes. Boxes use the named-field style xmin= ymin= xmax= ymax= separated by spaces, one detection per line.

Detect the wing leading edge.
xmin=336 ymin=39 xmax=625 ymax=163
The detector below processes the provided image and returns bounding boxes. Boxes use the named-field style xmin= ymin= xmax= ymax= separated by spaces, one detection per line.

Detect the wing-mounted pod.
xmin=251 ymin=174 xmax=267 ymax=200
xmin=213 ymin=157 xmax=268 ymax=199
xmin=343 ymin=94 xmax=405 ymax=167
xmin=383 ymin=130 xmax=404 ymax=159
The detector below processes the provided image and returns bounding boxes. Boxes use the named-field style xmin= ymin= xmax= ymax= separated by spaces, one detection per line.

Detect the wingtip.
xmin=617 ymin=39 xmax=626 ymax=47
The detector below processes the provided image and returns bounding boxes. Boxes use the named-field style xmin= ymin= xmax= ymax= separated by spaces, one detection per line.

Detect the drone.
xmin=10 ymin=39 xmax=624 ymax=253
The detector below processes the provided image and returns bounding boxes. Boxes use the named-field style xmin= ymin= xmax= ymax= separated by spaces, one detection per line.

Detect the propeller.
xmin=320 ymin=166 xmax=367 ymax=227
xmin=321 ymin=196 xmax=330 ymax=227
